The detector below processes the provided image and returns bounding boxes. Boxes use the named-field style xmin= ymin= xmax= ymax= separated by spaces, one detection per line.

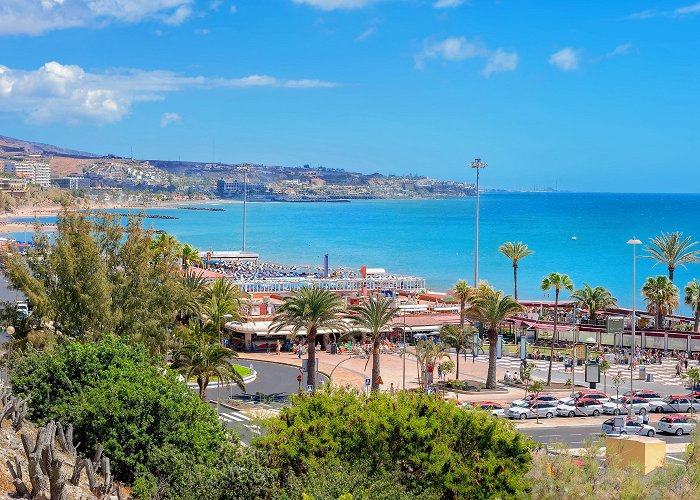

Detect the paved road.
xmin=520 ymin=423 xmax=693 ymax=447
xmin=203 ymin=359 xmax=329 ymax=444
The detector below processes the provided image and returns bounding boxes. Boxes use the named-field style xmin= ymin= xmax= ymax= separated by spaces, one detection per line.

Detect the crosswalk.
xmin=211 ymin=402 xmax=262 ymax=436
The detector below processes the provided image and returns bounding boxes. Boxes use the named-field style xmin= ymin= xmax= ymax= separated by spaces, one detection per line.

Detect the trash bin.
xmin=638 ymin=367 xmax=646 ymax=380
xmin=330 ymin=343 xmax=337 ymax=355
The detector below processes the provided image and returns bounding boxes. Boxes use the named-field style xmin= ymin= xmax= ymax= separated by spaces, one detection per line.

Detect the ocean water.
xmin=13 ymin=193 xmax=700 ymax=313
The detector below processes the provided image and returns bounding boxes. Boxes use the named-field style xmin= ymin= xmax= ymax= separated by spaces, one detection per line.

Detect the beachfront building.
xmin=0 ymin=178 xmax=30 ymax=197
xmin=3 ymin=155 xmax=51 ymax=187
xmin=216 ymin=179 xmax=268 ymax=198
xmin=52 ymin=176 xmax=91 ymax=190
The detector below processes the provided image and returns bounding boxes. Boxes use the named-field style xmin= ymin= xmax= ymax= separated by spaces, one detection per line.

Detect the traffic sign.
xmin=376 ymin=376 xmax=383 ymax=385
xmin=306 ymin=385 xmax=313 ymax=393
xmin=296 ymin=375 xmax=302 ymax=382
xmin=364 ymin=378 xmax=371 ymax=386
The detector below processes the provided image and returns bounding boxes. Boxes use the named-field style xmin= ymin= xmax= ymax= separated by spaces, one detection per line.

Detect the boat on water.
xmin=571 ymin=236 xmax=578 ymax=240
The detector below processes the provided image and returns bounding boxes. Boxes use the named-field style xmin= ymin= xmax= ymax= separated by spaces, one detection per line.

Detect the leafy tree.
xmin=452 ymin=279 xmax=471 ymax=331
xmin=468 ymin=284 xmax=524 ymax=389
xmin=440 ymin=323 xmax=476 ymax=379
xmin=642 ymin=275 xmax=679 ymax=330
xmin=415 ymin=340 xmax=451 ymax=390
xmin=685 ymin=279 xmax=700 ymax=332
xmin=180 ymin=269 xmax=209 ymax=322
xmin=571 ymin=283 xmax=618 ymax=322
xmin=348 ymin=296 xmax=398 ymax=391
xmin=254 ymin=386 xmax=533 ymax=499
xmin=600 ymin=358 xmax=611 ymax=394
xmin=202 ymin=277 xmax=247 ymax=344
xmin=644 ymin=231 xmax=700 ymax=282
xmin=9 ymin=337 xmax=234 ymax=488
xmin=171 ymin=321 xmax=245 ymax=400
xmin=521 ymin=361 xmax=536 ymax=396
xmin=498 ymin=241 xmax=534 ymax=300
xmin=180 ymin=243 xmax=203 ymax=268
xmin=541 ymin=272 xmax=574 ymax=385
xmin=269 ymin=287 xmax=346 ymax=390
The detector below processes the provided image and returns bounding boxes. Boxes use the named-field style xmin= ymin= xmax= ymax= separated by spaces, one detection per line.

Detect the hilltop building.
xmin=3 ymin=155 xmax=51 ymax=187
xmin=52 ymin=176 xmax=91 ymax=190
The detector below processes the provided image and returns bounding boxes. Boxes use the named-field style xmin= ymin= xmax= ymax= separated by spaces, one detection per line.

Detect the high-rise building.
xmin=3 ymin=155 xmax=51 ymax=187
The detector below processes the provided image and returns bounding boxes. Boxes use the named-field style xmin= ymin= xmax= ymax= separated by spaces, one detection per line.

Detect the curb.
xmin=236 ymin=354 xmax=333 ymax=383
xmin=186 ymin=369 xmax=257 ymax=389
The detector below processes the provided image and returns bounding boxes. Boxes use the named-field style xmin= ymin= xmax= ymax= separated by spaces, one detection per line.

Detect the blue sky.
xmin=0 ymin=1 xmax=698 ymax=192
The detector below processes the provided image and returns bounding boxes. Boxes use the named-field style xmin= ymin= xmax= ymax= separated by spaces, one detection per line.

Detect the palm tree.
xmin=181 ymin=243 xmax=203 ymax=268
xmin=203 ymin=277 xmax=248 ymax=343
xmin=440 ymin=323 xmax=476 ymax=380
xmin=644 ymin=231 xmax=700 ymax=282
xmin=269 ymin=287 xmax=346 ymax=390
xmin=180 ymin=269 xmax=209 ymax=321
xmin=685 ymin=279 xmax=700 ymax=332
xmin=642 ymin=275 xmax=679 ymax=330
xmin=172 ymin=321 xmax=245 ymax=400
xmin=467 ymin=284 xmax=523 ymax=389
xmin=452 ymin=280 xmax=472 ymax=331
xmin=498 ymin=241 xmax=534 ymax=300
xmin=415 ymin=340 xmax=451 ymax=391
xmin=348 ymin=296 xmax=399 ymax=392
xmin=571 ymin=283 xmax=618 ymax=322
xmin=540 ymin=272 xmax=574 ymax=386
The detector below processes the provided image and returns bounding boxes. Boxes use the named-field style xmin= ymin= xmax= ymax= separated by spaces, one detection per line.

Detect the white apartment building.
xmin=3 ymin=155 xmax=51 ymax=187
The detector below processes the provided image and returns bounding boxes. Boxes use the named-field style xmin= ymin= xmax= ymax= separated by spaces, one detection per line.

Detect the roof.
xmin=662 ymin=414 xmax=695 ymax=421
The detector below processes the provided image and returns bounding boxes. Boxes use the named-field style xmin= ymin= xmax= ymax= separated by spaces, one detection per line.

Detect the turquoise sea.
xmin=13 ymin=193 xmax=700 ymax=313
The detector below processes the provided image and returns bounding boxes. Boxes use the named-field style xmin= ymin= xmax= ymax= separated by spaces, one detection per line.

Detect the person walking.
xmin=275 ymin=339 xmax=281 ymax=355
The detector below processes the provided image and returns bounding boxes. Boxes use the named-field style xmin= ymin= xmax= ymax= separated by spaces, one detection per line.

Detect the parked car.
xmin=511 ymin=394 xmax=559 ymax=407
xmin=649 ymin=395 xmax=700 ymax=413
xmin=602 ymin=418 xmax=656 ymax=437
xmin=506 ymin=402 xmax=557 ymax=420
xmin=623 ymin=390 xmax=663 ymax=405
xmin=558 ymin=390 xmax=609 ymax=405
xmin=556 ymin=398 xmax=604 ymax=417
xmin=602 ymin=397 xmax=649 ymax=415
xmin=467 ymin=401 xmax=506 ymax=417
xmin=657 ymin=415 xmax=698 ymax=435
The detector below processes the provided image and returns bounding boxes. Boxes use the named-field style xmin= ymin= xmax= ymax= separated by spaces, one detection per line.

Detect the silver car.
xmin=556 ymin=398 xmax=604 ymax=417
xmin=658 ymin=415 xmax=698 ymax=435
xmin=507 ymin=402 xmax=557 ymax=420
xmin=649 ymin=396 xmax=700 ymax=414
xmin=602 ymin=418 xmax=655 ymax=437
xmin=602 ymin=397 xmax=649 ymax=416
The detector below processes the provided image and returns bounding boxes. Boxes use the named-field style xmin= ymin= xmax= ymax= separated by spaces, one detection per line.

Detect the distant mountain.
xmin=0 ymin=134 xmax=100 ymax=159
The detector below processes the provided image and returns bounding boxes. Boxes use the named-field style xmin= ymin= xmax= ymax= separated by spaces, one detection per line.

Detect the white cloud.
xmin=607 ymin=43 xmax=635 ymax=58
xmin=0 ymin=61 xmax=338 ymax=125
xmin=230 ymin=4 xmax=238 ymax=14
xmin=481 ymin=49 xmax=518 ymax=77
xmin=0 ymin=0 xmax=194 ymax=36
xmin=292 ymin=0 xmax=376 ymax=10
xmin=160 ymin=112 xmax=182 ymax=128
xmin=355 ymin=27 xmax=377 ymax=41
xmin=630 ymin=2 xmax=700 ymax=19
xmin=549 ymin=47 xmax=579 ymax=71
xmin=415 ymin=36 xmax=517 ymax=77
xmin=434 ymin=0 xmax=465 ymax=8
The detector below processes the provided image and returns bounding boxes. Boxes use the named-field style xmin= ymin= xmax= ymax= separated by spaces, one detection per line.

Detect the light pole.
xmin=468 ymin=158 xmax=488 ymax=287
xmin=240 ymin=165 xmax=250 ymax=252
xmin=627 ymin=237 xmax=642 ymax=400
xmin=402 ymin=313 xmax=413 ymax=391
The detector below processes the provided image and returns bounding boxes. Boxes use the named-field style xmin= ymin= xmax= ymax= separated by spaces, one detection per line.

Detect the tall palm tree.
xmin=644 ymin=231 xmax=700 ymax=282
xmin=348 ymin=296 xmax=399 ymax=392
xmin=467 ymin=284 xmax=523 ymax=389
xmin=180 ymin=269 xmax=209 ymax=321
xmin=540 ymin=272 xmax=574 ymax=386
xmin=642 ymin=275 xmax=679 ymax=330
xmin=498 ymin=241 xmax=534 ymax=300
xmin=570 ymin=283 xmax=618 ymax=322
xmin=172 ymin=321 xmax=245 ymax=400
xmin=269 ymin=287 xmax=346 ymax=390
xmin=685 ymin=279 xmax=700 ymax=332
xmin=452 ymin=280 xmax=472 ymax=331
xmin=440 ymin=323 xmax=477 ymax=380
xmin=203 ymin=277 xmax=248 ymax=343
xmin=181 ymin=243 xmax=203 ymax=269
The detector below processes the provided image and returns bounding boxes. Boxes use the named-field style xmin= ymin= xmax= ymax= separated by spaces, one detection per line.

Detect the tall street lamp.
xmin=240 ymin=165 xmax=250 ymax=252
xmin=468 ymin=158 xmax=488 ymax=287
xmin=627 ymin=237 xmax=642 ymax=400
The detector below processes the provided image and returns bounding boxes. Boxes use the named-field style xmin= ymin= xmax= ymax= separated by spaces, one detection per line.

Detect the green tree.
xmin=180 ymin=269 xmax=209 ymax=322
xmin=180 ymin=243 xmax=203 ymax=268
xmin=254 ymin=387 xmax=533 ymax=498
xmin=269 ymin=287 xmax=346 ymax=390
xmin=541 ymin=272 xmax=574 ymax=386
xmin=642 ymin=275 xmax=679 ymax=330
xmin=348 ymin=296 xmax=398 ymax=392
xmin=171 ymin=321 xmax=245 ymax=400
xmin=202 ymin=277 xmax=247 ymax=344
xmin=440 ymin=323 xmax=476 ymax=379
xmin=685 ymin=279 xmax=700 ymax=332
xmin=644 ymin=231 xmax=700 ymax=282
xmin=415 ymin=340 xmax=451 ymax=390
xmin=600 ymin=358 xmax=611 ymax=394
xmin=571 ymin=283 xmax=618 ymax=322
xmin=452 ymin=279 xmax=471 ymax=331
xmin=467 ymin=284 xmax=524 ymax=389
xmin=498 ymin=241 xmax=534 ymax=301
xmin=521 ymin=361 xmax=536 ymax=396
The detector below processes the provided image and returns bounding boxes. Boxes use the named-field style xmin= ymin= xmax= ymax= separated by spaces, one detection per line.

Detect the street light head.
xmin=468 ymin=158 xmax=488 ymax=169
xmin=626 ymin=238 xmax=642 ymax=245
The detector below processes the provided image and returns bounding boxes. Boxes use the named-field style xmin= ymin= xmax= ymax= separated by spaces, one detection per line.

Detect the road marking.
xmin=666 ymin=455 xmax=685 ymax=463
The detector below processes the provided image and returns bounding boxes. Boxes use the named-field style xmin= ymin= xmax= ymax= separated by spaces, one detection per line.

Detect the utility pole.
xmin=468 ymin=158 xmax=488 ymax=287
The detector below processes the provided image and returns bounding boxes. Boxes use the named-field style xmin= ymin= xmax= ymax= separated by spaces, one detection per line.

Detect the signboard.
xmin=364 ymin=378 xmax=371 ymax=386
xmin=306 ymin=385 xmax=313 ymax=393
xmin=496 ymin=335 xmax=503 ymax=359
xmin=585 ymin=363 xmax=600 ymax=383
xmin=376 ymin=376 xmax=383 ymax=385
xmin=606 ymin=317 xmax=624 ymax=335
xmin=296 ymin=375 xmax=302 ymax=382
xmin=574 ymin=343 xmax=587 ymax=361
xmin=519 ymin=334 xmax=527 ymax=361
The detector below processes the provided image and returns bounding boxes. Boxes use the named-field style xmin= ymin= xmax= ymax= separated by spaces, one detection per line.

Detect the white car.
xmin=657 ymin=415 xmax=698 ymax=435
xmin=623 ymin=390 xmax=664 ymax=405
xmin=556 ymin=398 xmax=604 ymax=417
xmin=510 ymin=394 xmax=559 ymax=407
xmin=558 ymin=391 xmax=609 ymax=405
xmin=467 ymin=402 xmax=506 ymax=417
xmin=602 ymin=418 xmax=655 ymax=437
xmin=648 ymin=396 xmax=700 ymax=414
xmin=602 ymin=397 xmax=649 ymax=416
xmin=507 ymin=402 xmax=557 ymax=420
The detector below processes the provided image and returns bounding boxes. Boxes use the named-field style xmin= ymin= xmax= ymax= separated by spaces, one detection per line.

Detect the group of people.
xmin=503 ymin=370 xmax=522 ymax=384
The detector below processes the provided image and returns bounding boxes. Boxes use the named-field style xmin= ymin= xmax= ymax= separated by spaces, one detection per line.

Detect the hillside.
xmin=0 ymin=135 xmax=100 ymax=159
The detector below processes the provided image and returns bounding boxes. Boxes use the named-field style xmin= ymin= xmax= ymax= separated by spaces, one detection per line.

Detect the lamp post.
xmin=627 ymin=237 xmax=642 ymax=400
xmin=402 ymin=311 xmax=413 ymax=391
xmin=240 ymin=165 xmax=250 ymax=252
xmin=468 ymin=158 xmax=488 ymax=287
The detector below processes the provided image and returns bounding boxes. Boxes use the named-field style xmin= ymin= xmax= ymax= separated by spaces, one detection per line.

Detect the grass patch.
xmin=187 ymin=364 xmax=253 ymax=383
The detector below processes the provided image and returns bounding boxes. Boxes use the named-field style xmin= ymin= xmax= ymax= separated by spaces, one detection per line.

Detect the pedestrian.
xmin=642 ymin=412 xmax=649 ymax=425
xmin=637 ymin=413 xmax=644 ymax=425
xmin=276 ymin=339 xmax=281 ymax=355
